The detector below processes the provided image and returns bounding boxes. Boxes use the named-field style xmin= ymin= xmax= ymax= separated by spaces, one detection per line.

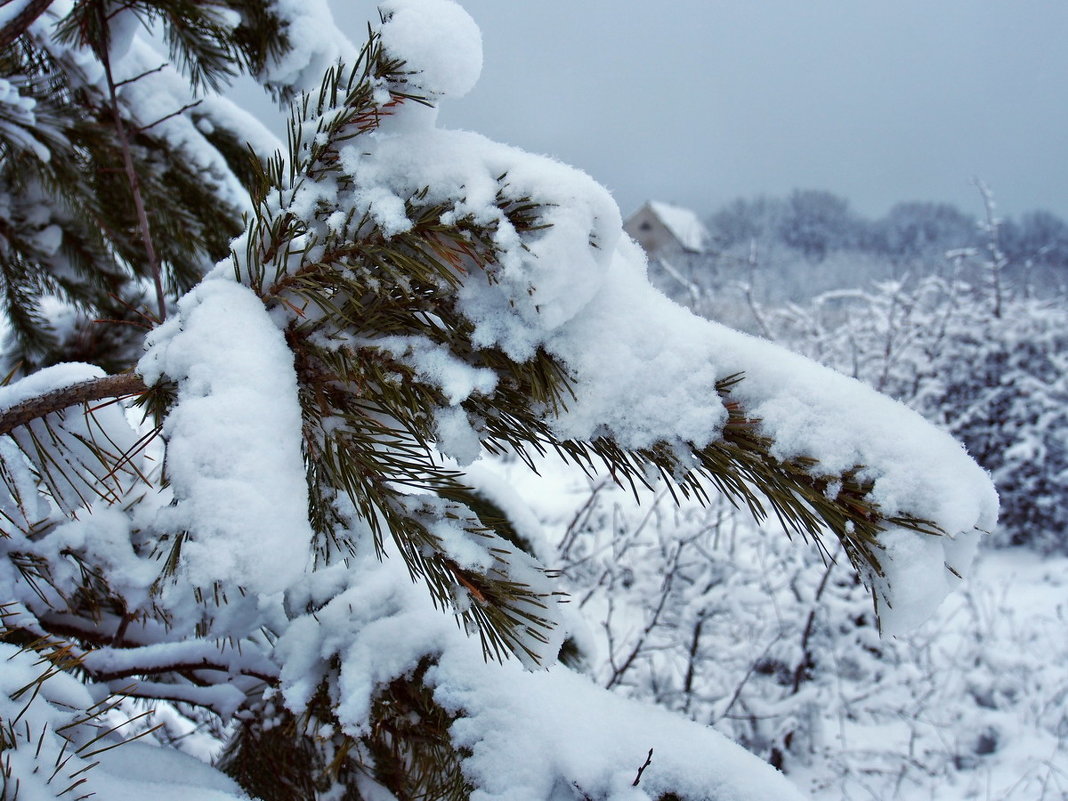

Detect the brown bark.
xmin=95 ymin=3 xmax=168 ymax=322
xmin=0 ymin=0 xmax=54 ymax=51
xmin=0 ymin=372 xmax=147 ymax=436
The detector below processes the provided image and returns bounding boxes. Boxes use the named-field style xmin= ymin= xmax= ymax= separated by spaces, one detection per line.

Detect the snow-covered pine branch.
xmin=0 ymin=1 xmax=996 ymax=799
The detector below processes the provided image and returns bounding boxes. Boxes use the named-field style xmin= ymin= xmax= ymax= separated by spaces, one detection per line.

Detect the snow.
xmin=259 ymin=0 xmax=997 ymax=635
xmin=862 ymin=524 xmax=979 ymax=635
xmin=463 ymin=462 xmax=549 ymax=559
xmin=432 ymin=647 xmax=808 ymax=801
xmin=324 ymin=19 xmax=996 ymax=623
xmin=0 ymin=1 xmax=1014 ymax=799
xmin=197 ymin=95 xmax=286 ymax=163
xmin=0 ymin=643 xmax=252 ymax=801
xmin=649 ymin=200 xmax=710 ymax=253
xmin=0 ymin=361 xmax=103 ymax=409
xmin=94 ymin=743 xmax=251 ymax=801
xmin=501 ymin=453 xmax=1066 ymax=801
xmin=379 ymin=0 xmax=483 ymax=99
xmin=0 ymin=643 xmax=97 ymax=801
xmin=373 ymin=334 xmax=498 ymax=404
xmin=48 ymin=509 xmax=158 ymax=608
xmin=260 ymin=0 xmax=356 ymax=91
xmin=275 ymin=538 xmax=806 ymax=801
xmin=139 ymin=278 xmax=313 ymax=595
xmin=337 ymin=127 xmax=621 ymax=360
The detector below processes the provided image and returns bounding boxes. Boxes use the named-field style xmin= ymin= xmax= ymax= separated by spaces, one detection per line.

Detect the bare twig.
xmin=792 ymin=554 xmax=838 ymax=694
xmin=558 ymin=477 xmax=608 ymax=559
xmin=682 ymin=612 xmax=706 ymax=713
xmin=632 ymin=748 xmax=653 ymax=786
xmin=974 ymin=178 xmax=1006 ymax=320
xmin=137 ymin=100 xmax=202 ymax=133
xmin=605 ymin=540 xmax=682 ymax=689
xmin=743 ymin=239 xmax=773 ymax=340
xmin=713 ymin=635 xmax=781 ymax=723
xmin=113 ymin=62 xmax=169 ymax=88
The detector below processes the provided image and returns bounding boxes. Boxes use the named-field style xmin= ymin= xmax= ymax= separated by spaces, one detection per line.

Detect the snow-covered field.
xmin=498 ymin=454 xmax=1068 ymax=801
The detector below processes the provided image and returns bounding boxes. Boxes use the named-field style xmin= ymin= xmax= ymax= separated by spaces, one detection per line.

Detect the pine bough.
xmin=0 ymin=2 xmax=996 ymax=800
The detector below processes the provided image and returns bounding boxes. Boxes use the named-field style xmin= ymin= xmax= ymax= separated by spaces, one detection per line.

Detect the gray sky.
xmin=326 ymin=1 xmax=1068 ymax=221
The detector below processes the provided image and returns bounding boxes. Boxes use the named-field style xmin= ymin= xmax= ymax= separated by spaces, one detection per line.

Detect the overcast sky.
xmin=324 ymin=1 xmax=1068 ymax=221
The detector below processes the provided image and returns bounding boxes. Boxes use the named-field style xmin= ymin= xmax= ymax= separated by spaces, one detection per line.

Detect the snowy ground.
xmin=498 ymin=453 xmax=1068 ymax=801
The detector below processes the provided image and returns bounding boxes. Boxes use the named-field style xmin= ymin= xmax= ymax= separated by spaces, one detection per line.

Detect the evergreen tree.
xmin=0 ymin=0 xmax=342 ymax=372
xmin=0 ymin=2 xmax=997 ymax=799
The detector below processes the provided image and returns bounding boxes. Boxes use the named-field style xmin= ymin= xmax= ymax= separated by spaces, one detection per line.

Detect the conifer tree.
xmin=0 ymin=2 xmax=997 ymax=799
xmin=0 ymin=0 xmax=339 ymax=372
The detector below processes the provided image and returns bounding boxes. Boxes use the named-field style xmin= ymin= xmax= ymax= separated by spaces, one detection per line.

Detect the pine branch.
xmin=0 ymin=373 xmax=146 ymax=437
xmin=0 ymin=0 xmax=53 ymax=50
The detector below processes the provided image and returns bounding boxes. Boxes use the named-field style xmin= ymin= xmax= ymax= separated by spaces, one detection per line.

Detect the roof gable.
xmin=647 ymin=201 xmax=709 ymax=253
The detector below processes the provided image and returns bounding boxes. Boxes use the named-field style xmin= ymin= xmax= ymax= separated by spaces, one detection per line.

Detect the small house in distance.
xmin=624 ymin=201 xmax=710 ymax=258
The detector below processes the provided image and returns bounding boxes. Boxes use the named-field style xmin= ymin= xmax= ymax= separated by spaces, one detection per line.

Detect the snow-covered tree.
xmin=0 ymin=0 xmax=346 ymax=372
xmin=0 ymin=2 xmax=997 ymax=799
xmin=776 ymin=190 xmax=861 ymax=261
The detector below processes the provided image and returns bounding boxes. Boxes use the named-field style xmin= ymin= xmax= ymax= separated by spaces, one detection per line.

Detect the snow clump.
xmin=139 ymin=278 xmax=314 ymax=596
xmin=379 ymin=0 xmax=483 ymax=99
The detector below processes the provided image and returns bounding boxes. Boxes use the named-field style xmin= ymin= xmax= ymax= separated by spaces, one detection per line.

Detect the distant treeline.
xmin=706 ymin=189 xmax=1068 ymax=280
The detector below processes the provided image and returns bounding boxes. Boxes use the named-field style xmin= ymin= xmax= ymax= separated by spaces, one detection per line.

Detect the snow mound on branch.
xmin=341 ymin=67 xmax=996 ymax=631
xmin=379 ymin=0 xmax=482 ymax=99
xmin=262 ymin=0 xmax=356 ymax=91
xmin=0 ymin=643 xmax=250 ymax=800
xmin=0 ymin=361 xmax=104 ymax=409
xmin=139 ymin=279 xmax=313 ymax=596
xmin=433 ymin=647 xmax=807 ymax=801
xmin=340 ymin=128 xmax=621 ymax=361
xmin=93 ymin=742 xmax=250 ymax=800
xmin=278 ymin=546 xmax=807 ymax=801
xmin=545 ymin=242 xmax=995 ymax=631
xmin=0 ymin=642 xmax=97 ymax=801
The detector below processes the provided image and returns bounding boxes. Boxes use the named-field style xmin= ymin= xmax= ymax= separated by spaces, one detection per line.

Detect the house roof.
xmin=647 ymin=201 xmax=709 ymax=253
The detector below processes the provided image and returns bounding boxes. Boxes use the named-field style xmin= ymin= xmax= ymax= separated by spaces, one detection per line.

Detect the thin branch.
xmin=0 ymin=373 xmax=147 ymax=437
xmin=137 ymin=99 xmax=202 ymax=133
xmin=107 ymin=680 xmax=245 ymax=716
xmin=605 ymin=542 xmax=681 ymax=689
xmin=743 ymin=238 xmax=773 ymax=340
xmin=791 ymin=554 xmax=838 ymax=694
xmin=0 ymin=0 xmax=53 ymax=50
xmin=631 ymin=748 xmax=653 ymax=786
xmin=974 ymin=177 xmax=1006 ymax=319
xmin=113 ymin=62 xmax=169 ymax=88
xmin=712 ymin=635 xmax=781 ymax=724
xmin=90 ymin=659 xmax=277 ymax=686
xmin=96 ymin=4 xmax=167 ymax=322
xmin=682 ymin=612 xmax=706 ymax=712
